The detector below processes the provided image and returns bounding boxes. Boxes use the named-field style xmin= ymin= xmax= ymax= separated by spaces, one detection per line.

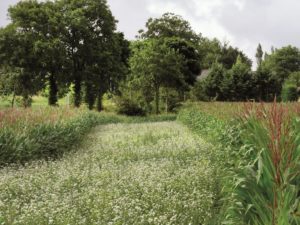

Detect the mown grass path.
xmin=0 ymin=122 xmax=216 ymax=225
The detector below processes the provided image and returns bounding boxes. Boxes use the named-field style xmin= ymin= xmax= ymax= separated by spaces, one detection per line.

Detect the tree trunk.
xmin=155 ymin=85 xmax=160 ymax=115
xmin=11 ymin=84 xmax=16 ymax=108
xmin=22 ymin=93 xmax=31 ymax=108
xmin=48 ymin=73 xmax=58 ymax=106
xmin=165 ymin=89 xmax=169 ymax=114
xmin=97 ymin=91 xmax=104 ymax=112
xmin=74 ymin=76 xmax=81 ymax=108
xmin=85 ymin=83 xmax=96 ymax=110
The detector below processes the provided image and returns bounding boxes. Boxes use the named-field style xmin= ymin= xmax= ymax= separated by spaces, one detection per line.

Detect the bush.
xmin=282 ymin=84 xmax=298 ymax=102
xmin=116 ymin=97 xmax=146 ymax=116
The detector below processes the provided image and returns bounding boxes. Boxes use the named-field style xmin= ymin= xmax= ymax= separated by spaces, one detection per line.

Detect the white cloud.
xmin=138 ymin=0 xmax=300 ymax=68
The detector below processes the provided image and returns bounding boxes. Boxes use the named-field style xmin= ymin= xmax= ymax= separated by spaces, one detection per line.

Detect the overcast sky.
xmin=1 ymin=0 xmax=300 ymax=66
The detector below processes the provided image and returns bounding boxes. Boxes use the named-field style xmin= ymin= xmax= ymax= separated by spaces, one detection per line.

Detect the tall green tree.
xmin=60 ymin=0 xmax=117 ymax=108
xmin=253 ymin=59 xmax=281 ymax=101
xmin=138 ymin=13 xmax=201 ymax=43
xmin=255 ymin=43 xmax=264 ymax=67
xmin=0 ymin=21 xmax=43 ymax=107
xmin=221 ymin=55 xmax=254 ymax=101
xmin=219 ymin=44 xmax=252 ymax=69
xmin=203 ymin=62 xmax=226 ymax=100
xmin=198 ymin=37 xmax=222 ymax=69
xmin=265 ymin=45 xmax=300 ymax=83
xmin=84 ymin=32 xmax=130 ymax=111
xmin=130 ymin=39 xmax=185 ymax=114
xmin=165 ymin=38 xmax=201 ymax=87
xmin=31 ymin=1 xmax=67 ymax=106
xmin=138 ymin=13 xmax=202 ymax=101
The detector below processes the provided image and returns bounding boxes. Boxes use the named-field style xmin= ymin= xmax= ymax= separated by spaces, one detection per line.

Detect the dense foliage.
xmin=1 ymin=2 xmax=300 ymax=113
xmin=0 ymin=0 xmax=129 ymax=110
xmin=193 ymin=44 xmax=300 ymax=102
xmin=0 ymin=108 xmax=105 ymax=166
xmin=178 ymin=102 xmax=300 ymax=224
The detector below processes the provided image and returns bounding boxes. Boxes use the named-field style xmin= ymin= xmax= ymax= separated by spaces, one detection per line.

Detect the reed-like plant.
xmin=226 ymin=102 xmax=300 ymax=225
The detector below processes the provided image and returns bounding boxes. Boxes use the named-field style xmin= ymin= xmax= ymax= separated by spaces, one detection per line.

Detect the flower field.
xmin=1 ymin=102 xmax=299 ymax=224
xmin=0 ymin=122 xmax=218 ymax=224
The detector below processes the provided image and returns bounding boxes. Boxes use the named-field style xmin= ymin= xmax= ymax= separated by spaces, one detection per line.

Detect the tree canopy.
xmin=0 ymin=0 xmax=129 ymax=110
xmin=1 ymin=5 xmax=300 ymax=112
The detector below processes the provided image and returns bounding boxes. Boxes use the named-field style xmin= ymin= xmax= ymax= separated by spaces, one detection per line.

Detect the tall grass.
xmin=178 ymin=102 xmax=300 ymax=224
xmin=0 ymin=108 xmax=177 ymax=167
xmin=226 ymin=102 xmax=300 ymax=224
xmin=0 ymin=108 xmax=101 ymax=166
xmin=177 ymin=107 xmax=242 ymax=224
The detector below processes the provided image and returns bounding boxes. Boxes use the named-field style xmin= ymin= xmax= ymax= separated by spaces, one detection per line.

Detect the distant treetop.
xmin=137 ymin=13 xmax=201 ymax=43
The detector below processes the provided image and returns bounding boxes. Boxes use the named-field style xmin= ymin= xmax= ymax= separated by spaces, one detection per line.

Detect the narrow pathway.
xmin=0 ymin=122 xmax=216 ymax=225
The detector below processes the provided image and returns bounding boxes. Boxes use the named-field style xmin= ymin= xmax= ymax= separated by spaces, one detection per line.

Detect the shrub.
xmin=116 ymin=97 xmax=146 ymax=116
xmin=282 ymin=84 xmax=298 ymax=102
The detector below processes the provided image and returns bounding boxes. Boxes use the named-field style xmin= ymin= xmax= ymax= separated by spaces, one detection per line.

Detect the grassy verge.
xmin=177 ymin=106 xmax=242 ymax=224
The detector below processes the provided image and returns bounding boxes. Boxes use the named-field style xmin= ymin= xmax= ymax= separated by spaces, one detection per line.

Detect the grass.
xmin=0 ymin=96 xmax=69 ymax=109
xmin=0 ymin=122 xmax=218 ymax=225
xmin=0 ymin=107 xmax=103 ymax=166
xmin=184 ymin=101 xmax=300 ymax=121
xmin=0 ymin=94 xmax=113 ymax=110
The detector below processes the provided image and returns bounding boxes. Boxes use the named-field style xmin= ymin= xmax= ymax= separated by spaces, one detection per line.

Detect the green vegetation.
xmin=0 ymin=0 xmax=129 ymax=109
xmin=1 ymin=3 xmax=300 ymax=112
xmin=0 ymin=107 xmax=176 ymax=166
xmin=178 ymin=102 xmax=300 ymax=224
xmin=1 ymin=100 xmax=300 ymax=224
xmin=0 ymin=122 xmax=218 ymax=225
xmin=1 ymin=0 xmax=300 ymax=224
xmin=0 ymin=108 xmax=104 ymax=166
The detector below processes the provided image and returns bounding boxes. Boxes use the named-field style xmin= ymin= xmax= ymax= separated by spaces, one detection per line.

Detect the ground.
xmin=0 ymin=121 xmax=216 ymax=225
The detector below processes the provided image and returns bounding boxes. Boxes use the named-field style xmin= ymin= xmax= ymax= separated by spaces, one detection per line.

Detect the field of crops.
xmin=178 ymin=101 xmax=300 ymax=224
xmin=0 ymin=121 xmax=220 ymax=224
xmin=0 ymin=102 xmax=300 ymax=224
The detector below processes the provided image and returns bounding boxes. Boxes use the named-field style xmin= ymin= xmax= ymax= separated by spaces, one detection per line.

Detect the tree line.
xmin=195 ymin=44 xmax=300 ymax=102
xmin=1 ymin=1 xmax=300 ymax=114
xmin=0 ymin=0 xmax=129 ymax=110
